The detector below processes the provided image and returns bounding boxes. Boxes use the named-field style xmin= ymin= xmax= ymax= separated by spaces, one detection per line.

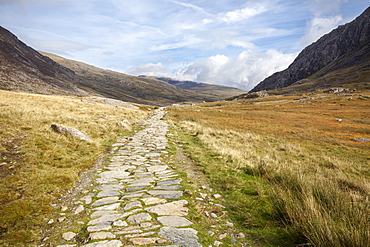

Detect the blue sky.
xmin=0 ymin=0 xmax=368 ymax=90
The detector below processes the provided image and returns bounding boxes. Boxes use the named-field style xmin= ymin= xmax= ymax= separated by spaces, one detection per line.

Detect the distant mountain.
xmin=40 ymin=52 xmax=224 ymax=105
xmin=250 ymin=6 xmax=370 ymax=93
xmin=0 ymin=26 xmax=237 ymax=105
xmin=147 ymin=77 xmax=246 ymax=99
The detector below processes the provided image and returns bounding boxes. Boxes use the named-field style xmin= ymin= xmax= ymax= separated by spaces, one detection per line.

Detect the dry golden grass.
xmin=0 ymin=90 xmax=148 ymax=245
xmin=167 ymin=88 xmax=370 ymax=246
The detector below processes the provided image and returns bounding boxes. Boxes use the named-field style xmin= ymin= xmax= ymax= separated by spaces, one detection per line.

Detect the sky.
xmin=0 ymin=0 xmax=369 ymax=90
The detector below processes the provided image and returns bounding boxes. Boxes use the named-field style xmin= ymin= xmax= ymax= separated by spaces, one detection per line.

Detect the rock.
xmin=214 ymin=240 xmax=222 ymax=246
xmin=99 ymin=171 xmax=130 ymax=179
xmin=127 ymin=213 xmax=152 ymax=224
xmin=146 ymin=200 xmax=188 ymax=216
xmin=97 ymin=190 xmax=121 ymax=198
xmin=353 ymin=138 xmax=370 ymax=142
xmin=147 ymin=165 xmax=168 ymax=172
xmin=51 ymin=124 xmax=93 ymax=142
xmin=235 ymin=233 xmax=246 ymax=238
xmin=93 ymin=203 xmax=121 ymax=211
xmin=124 ymin=201 xmax=142 ymax=211
xmin=62 ymin=232 xmax=76 ymax=241
xmin=213 ymin=194 xmax=222 ymax=198
xmin=156 ymin=179 xmax=182 ymax=186
xmin=48 ymin=219 xmax=54 ymax=224
xmin=147 ymin=190 xmax=183 ymax=199
xmin=157 ymin=216 xmax=193 ymax=227
xmin=141 ymin=197 xmax=167 ymax=205
xmin=117 ymin=120 xmax=132 ymax=131
xmin=72 ymin=205 xmax=84 ymax=215
xmin=210 ymin=213 xmax=217 ymax=218
xmin=218 ymin=233 xmax=227 ymax=240
xmin=91 ymin=197 xmax=120 ymax=207
xmin=87 ymin=224 xmax=112 ymax=232
xmin=81 ymin=240 xmax=123 ymax=247
xmin=89 ymin=232 xmax=116 ymax=240
xmin=88 ymin=213 xmax=124 ymax=225
xmin=113 ymin=220 xmax=128 ymax=227
xmin=129 ymin=238 xmax=159 ymax=245
xmin=58 ymin=217 xmax=66 ymax=223
xmin=159 ymin=227 xmax=201 ymax=247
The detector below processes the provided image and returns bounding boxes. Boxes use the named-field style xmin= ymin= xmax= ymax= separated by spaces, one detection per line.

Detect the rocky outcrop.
xmin=250 ymin=7 xmax=370 ymax=92
xmin=51 ymin=124 xmax=93 ymax=143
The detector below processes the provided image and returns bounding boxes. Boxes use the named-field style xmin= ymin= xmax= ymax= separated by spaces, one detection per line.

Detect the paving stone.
xmin=81 ymin=240 xmax=123 ymax=247
xmin=113 ymin=220 xmax=128 ymax=227
xmin=157 ymin=216 xmax=193 ymax=227
xmin=95 ymin=184 xmax=124 ymax=191
xmin=99 ymin=171 xmax=130 ymax=179
xmin=156 ymin=179 xmax=182 ymax=186
xmin=129 ymin=238 xmax=160 ymax=245
xmin=141 ymin=197 xmax=167 ymax=205
xmin=87 ymin=224 xmax=112 ymax=232
xmin=97 ymin=190 xmax=121 ymax=198
xmin=153 ymin=185 xmax=182 ymax=190
xmin=62 ymin=232 xmax=76 ymax=241
xmin=159 ymin=227 xmax=201 ymax=247
xmin=125 ymin=231 xmax=156 ymax=238
xmin=91 ymin=211 xmax=118 ymax=219
xmin=147 ymin=165 xmax=168 ymax=172
xmin=91 ymin=197 xmax=120 ymax=207
xmin=127 ymin=213 xmax=152 ymax=224
xmin=146 ymin=200 xmax=188 ymax=216
xmin=88 ymin=214 xmax=124 ymax=225
xmin=128 ymin=177 xmax=155 ymax=187
xmin=126 ymin=186 xmax=147 ymax=192
xmin=93 ymin=203 xmax=121 ymax=211
xmin=124 ymin=201 xmax=142 ymax=211
xmin=89 ymin=232 xmax=116 ymax=240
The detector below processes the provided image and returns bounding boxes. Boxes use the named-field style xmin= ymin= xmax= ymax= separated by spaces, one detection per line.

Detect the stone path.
xmin=56 ymin=108 xmax=201 ymax=247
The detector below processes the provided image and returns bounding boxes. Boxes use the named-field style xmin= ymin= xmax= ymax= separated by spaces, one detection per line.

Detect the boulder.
xmin=51 ymin=124 xmax=93 ymax=142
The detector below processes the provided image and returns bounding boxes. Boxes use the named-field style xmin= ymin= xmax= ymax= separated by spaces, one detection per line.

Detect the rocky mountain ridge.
xmin=250 ymin=6 xmax=370 ymax=92
xmin=144 ymin=76 xmax=246 ymax=99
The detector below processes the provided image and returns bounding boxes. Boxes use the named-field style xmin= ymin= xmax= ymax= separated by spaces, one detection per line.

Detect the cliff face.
xmin=250 ymin=7 xmax=370 ymax=92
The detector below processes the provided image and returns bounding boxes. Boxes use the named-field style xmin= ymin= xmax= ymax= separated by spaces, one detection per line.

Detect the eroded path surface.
xmin=56 ymin=108 xmax=201 ymax=247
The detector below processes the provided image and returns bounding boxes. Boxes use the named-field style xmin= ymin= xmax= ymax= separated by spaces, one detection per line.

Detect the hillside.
xmin=0 ymin=26 xmax=89 ymax=95
xmin=40 ymin=52 xmax=227 ymax=105
xmin=250 ymin=6 xmax=370 ymax=93
xmin=0 ymin=26 xmax=235 ymax=106
xmin=149 ymin=77 xmax=246 ymax=99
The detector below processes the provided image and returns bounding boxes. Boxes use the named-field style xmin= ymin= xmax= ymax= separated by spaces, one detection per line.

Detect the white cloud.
xmin=222 ymin=6 xmax=266 ymax=23
xmin=171 ymin=49 xmax=297 ymax=90
xmin=127 ymin=62 xmax=166 ymax=76
xmin=150 ymin=36 xmax=204 ymax=51
xmin=309 ymin=0 xmax=348 ymax=16
xmin=301 ymin=15 xmax=343 ymax=45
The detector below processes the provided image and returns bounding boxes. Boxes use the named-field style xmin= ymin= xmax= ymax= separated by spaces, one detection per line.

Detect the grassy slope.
xmin=166 ymin=85 xmax=370 ymax=246
xmin=41 ymin=52 xmax=226 ymax=105
xmin=0 ymin=90 xmax=149 ymax=245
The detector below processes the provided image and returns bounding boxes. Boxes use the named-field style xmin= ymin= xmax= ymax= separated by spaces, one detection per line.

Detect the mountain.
xmin=0 ymin=26 xmax=236 ymax=105
xmin=0 ymin=26 xmax=89 ymax=95
xmin=40 ymin=52 xmax=223 ymax=105
xmin=250 ymin=7 xmax=370 ymax=93
xmin=146 ymin=77 xmax=246 ymax=99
